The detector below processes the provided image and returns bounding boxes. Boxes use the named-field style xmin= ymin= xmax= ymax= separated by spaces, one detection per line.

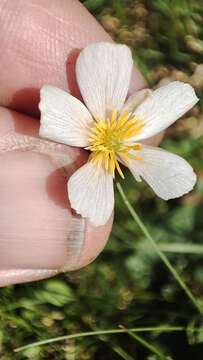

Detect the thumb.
xmin=0 ymin=0 xmax=146 ymax=287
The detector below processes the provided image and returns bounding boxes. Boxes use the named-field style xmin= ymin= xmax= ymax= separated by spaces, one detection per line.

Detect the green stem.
xmin=14 ymin=326 xmax=184 ymax=353
xmin=116 ymin=182 xmax=203 ymax=315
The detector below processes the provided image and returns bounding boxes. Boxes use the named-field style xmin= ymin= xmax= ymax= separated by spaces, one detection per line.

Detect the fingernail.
xmin=60 ymin=212 xmax=113 ymax=272
xmin=0 ymin=269 xmax=58 ymax=287
xmin=60 ymin=213 xmax=86 ymax=271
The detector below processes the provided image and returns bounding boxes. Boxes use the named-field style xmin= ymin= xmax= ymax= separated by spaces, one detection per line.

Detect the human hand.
xmin=0 ymin=0 xmax=162 ymax=286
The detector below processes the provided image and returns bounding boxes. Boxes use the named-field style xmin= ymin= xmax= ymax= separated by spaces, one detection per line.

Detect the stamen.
xmin=87 ymin=109 xmax=144 ymax=177
xmin=111 ymin=109 xmax=118 ymax=125
xmin=114 ymin=157 xmax=125 ymax=179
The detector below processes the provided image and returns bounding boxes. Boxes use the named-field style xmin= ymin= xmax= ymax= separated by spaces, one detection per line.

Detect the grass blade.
xmin=127 ymin=329 xmax=168 ymax=359
xmin=14 ymin=326 xmax=184 ymax=352
xmin=112 ymin=345 xmax=135 ymax=360
xmin=158 ymin=243 xmax=203 ymax=254
xmin=135 ymin=242 xmax=203 ymax=255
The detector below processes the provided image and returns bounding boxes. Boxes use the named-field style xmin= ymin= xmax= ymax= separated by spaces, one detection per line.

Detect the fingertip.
xmin=129 ymin=67 xmax=147 ymax=94
xmin=142 ymin=131 xmax=164 ymax=147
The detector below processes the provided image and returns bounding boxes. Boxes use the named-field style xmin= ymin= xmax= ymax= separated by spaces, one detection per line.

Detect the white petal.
xmin=76 ymin=42 xmax=133 ymax=120
xmin=132 ymin=81 xmax=198 ymax=141
xmin=122 ymin=89 xmax=152 ymax=114
xmin=127 ymin=145 xmax=196 ymax=200
xmin=68 ymin=162 xmax=114 ymax=226
xmin=39 ymin=85 xmax=93 ymax=147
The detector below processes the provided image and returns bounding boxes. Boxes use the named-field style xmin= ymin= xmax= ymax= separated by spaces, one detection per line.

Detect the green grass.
xmin=1 ymin=0 xmax=203 ymax=359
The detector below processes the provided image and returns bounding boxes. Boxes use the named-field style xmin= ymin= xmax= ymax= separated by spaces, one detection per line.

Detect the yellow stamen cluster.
xmin=86 ymin=110 xmax=144 ymax=178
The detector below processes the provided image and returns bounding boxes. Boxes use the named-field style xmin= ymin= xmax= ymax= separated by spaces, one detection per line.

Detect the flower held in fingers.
xmin=39 ymin=42 xmax=198 ymax=226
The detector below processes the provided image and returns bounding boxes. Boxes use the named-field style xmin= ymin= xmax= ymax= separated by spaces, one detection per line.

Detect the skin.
xmin=0 ymin=0 xmax=162 ymax=286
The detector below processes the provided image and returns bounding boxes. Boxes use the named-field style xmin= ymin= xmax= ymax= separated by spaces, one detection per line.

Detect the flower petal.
xmin=68 ymin=162 xmax=114 ymax=226
xmin=76 ymin=42 xmax=133 ymax=120
xmin=131 ymin=81 xmax=198 ymax=141
xmin=127 ymin=145 xmax=196 ymax=200
xmin=39 ymin=85 xmax=93 ymax=147
xmin=122 ymin=89 xmax=152 ymax=114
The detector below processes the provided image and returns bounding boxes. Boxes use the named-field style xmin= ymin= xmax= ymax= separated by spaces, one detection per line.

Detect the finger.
xmin=0 ymin=0 xmax=146 ymax=117
xmin=0 ymin=107 xmax=112 ymax=286
xmin=0 ymin=269 xmax=59 ymax=287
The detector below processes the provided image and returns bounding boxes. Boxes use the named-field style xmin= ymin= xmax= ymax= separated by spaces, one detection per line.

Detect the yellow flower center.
xmin=86 ymin=110 xmax=144 ymax=178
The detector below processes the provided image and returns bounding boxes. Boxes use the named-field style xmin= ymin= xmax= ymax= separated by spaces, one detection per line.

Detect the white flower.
xmin=39 ymin=42 xmax=198 ymax=226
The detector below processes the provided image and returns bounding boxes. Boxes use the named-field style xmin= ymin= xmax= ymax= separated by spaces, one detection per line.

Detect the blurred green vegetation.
xmin=1 ymin=0 xmax=203 ymax=358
